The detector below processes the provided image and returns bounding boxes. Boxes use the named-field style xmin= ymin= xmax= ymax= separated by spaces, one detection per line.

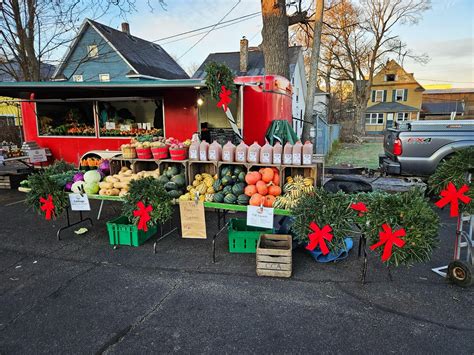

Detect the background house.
xmin=366 ymin=60 xmax=424 ymax=134
xmin=193 ymin=39 xmax=307 ymax=137
xmin=52 ymin=19 xmax=188 ymax=82
xmin=422 ymin=88 xmax=474 ymax=120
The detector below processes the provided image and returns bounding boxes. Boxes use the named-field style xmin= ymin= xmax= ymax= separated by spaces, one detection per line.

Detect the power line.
xmin=418 ymin=78 xmax=474 ymax=84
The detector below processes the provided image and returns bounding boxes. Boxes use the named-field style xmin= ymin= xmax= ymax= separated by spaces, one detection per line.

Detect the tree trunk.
xmin=261 ymin=0 xmax=289 ymax=79
xmin=301 ymin=0 xmax=324 ymax=142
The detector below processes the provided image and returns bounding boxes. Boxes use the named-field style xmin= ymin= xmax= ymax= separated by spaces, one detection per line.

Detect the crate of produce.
xmin=136 ymin=147 xmax=152 ymax=159
xmin=106 ymin=216 xmax=157 ymax=247
xmin=282 ymin=165 xmax=318 ymax=187
xmin=256 ymin=234 xmax=292 ymax=278
xmin=169 ymin=147 xmax=187 ymax=160
xmin=151 ymin=146 xmax=169 ymax=160
xmin=188 ymin=161 xmax=218 ymax=183
xmin=228 ymin=218 xmax=274 ymax=253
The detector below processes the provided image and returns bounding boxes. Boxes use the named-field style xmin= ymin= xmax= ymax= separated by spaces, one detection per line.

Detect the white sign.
xmin=120 ymin=124 xmax=131 ymax=132
xmin=0 ymin=155 xmax=4 ymax=164
xmin=247 ymin=205 xmax=274 ymax=229
xmin=69 ymin=193 xmax=91 ymax=211
xmin=105 ymin=121 xmax=116 ymax=130
xmin=27 ymin=149 xmax=47 ymax=163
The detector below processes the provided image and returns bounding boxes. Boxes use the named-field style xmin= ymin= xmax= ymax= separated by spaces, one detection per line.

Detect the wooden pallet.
xmin=256 ymin=234 xmax=292 ymax=278
xmin=0 ymin=173 xmax=28 ymax=189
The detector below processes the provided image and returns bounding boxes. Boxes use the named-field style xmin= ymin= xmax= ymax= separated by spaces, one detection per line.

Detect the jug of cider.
xmin=283 ymin=142 xmax=293 ymax=165
xmin=247 ymin=141 xmax=261 ymax=164
xmin=292 ymin=141 xmax=303 ymax=165
xmin=222 ymin=141 xmax=235 ymax=162
xmin=199 ymin=140 xmax=209 ymax=161
xmin=235 ymin=141 xmax=248 ymax=163
xmin=302 ymin=141 xmax=313 ymax=165
xmin=260 ymin=139 xmax=273 ymax=164
xmin=273 ymin=141 xmax=282 ymax=164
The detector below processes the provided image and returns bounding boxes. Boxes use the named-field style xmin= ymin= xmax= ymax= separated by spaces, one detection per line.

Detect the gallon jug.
xmin=208 ymin=140 xmax=222 ymax=161
xmin=222 ymin=141 xmax=235 ymax=162
xmin=273 ymin=141 xmax=282 ymax=164
xmin=199 ymin=140 xmax=209 ymax=161
xmin=247 ymin=141 xmax=261 ymax=164
xmin=189 ymin=138 xmax=200 ymax=161
xmin=302 ymin=141 xmax=313 ymax=165
xmin=292 ymin=141 xmax=303 ymax=165
xmin=235 ymin=141 xmax=248 ymax=163
xmin=260 ymin=139 xmax=273 ymax=164
xmin=283 ymin=142 xmax=293 ymax=165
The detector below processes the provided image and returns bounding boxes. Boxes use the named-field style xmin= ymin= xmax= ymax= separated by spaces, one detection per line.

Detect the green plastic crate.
xmin=106 ymin=216 xmax=157 ymax=247
xmin=228 ymin=218 xmax=274 ymax=253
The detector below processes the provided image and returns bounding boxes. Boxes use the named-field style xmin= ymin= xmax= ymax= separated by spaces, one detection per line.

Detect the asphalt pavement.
xmin=0 ymin=190 xmax=473 ymax=354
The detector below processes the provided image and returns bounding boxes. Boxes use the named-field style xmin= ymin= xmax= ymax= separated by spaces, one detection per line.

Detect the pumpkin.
xmin=261 ymin=168 xmax=274 ymax=183
xmin=244 ymin=184 xmax=257 ymax=196
xmin=268 ymin=185 xmax=282 ymax=196
xmin=249 ymin=193 xmax=264 ymax=206
xmin=245 ymin=171 xmax=261 ymax=185
xmin=256 ymin=180 xmax=268 ymax=195
xmin=272 ymin=172 xmax=280 ymax=186
xmin=271 ymin=167 xmax=279 ymax=174
xmin=259 ymin=168 xmax=265 ymax=174
xmin=263 ymin=195 xmax=276 ymax=207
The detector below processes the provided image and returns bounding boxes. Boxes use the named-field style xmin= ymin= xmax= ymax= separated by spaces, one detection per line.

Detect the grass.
xmin=327 ymin=142 xmax=384 ymax=169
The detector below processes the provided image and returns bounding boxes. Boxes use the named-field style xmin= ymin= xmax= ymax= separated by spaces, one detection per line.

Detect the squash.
xmin=237 ymin=194 xmax=250 ymax=205
xmin=105 ymin=176 xmax=119 ymax=183
xmin=244 ymin=184 xmax=257 ymax=196
xmin=249 ymin=193 xmax=264 ymax=206
xmin=224 ymin=193 xmax=237 ymax=204
xmin=263 ymin=195 xmax=276 ymax=207
xmin=268 ymin=185 xmax=282 ymax=196
xmin=110 ymin=188 xmax=120 ymax=196
xmin=245 ymin=171 xmax=261 ymax=185
xmin=99 ymin=181 xmax=113 ymax=189
xmin=261 ymin=168 xmax=274 ymax=183
xmin=231 ymin=182 xmax=245 ymax=195
xmin=256 ymin=180 xmax=268 ymax=195
xmin=99 ymin=189 xmax=107 ymax=196
xmin=272 ymin=172 xmax=280 ymax=186
xmin=213 ymin=192 xmax=224 ymax=203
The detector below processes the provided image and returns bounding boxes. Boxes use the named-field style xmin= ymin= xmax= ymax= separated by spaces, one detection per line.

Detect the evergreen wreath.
xmin=204 ymin=61 xmax=236 ymax=100
xmin=26 ymin=172 xmax=68 ymax=219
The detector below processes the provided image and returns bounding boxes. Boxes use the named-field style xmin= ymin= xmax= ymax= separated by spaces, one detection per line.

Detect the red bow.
xmin=435 ymin=182 xmax=471 ymax=217
xmin=39 ymin=194 xmax=55 ymax=220
xmin=306 ymin=222 xmax=333 ymax=255
xmin=216 ymin=85 xmax=232 ymax=111
xmin=133 ymin=201 xmax=153 ymax=231
xmin=350 ymin=202 xmax=368 ymax=217
xmin=370 ymin=224 xmax=406 ymax=262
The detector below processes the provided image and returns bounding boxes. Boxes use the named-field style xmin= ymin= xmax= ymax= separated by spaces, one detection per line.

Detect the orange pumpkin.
xmin=261 ymin=168 xmax=274 ymax=183
xmin=245 ymin=171 xmax=261 ymax=185
xmin=259 ymin=168 xmax=265 ymax=174
xmin=268 ymin=185 xmax=282 ymax=196
xmin=272 ymin=172 xmax=280 ymax=186
xmin=256 ymin=180 xmax=268 ymax=195
xmin=244 ymin=185 xmax=257 ymax=197
xmin=271 ymin=167 xmax=279 ymax=174
xmin=263 ymin=195 xmax=276 ymax=207
xmin=249 ymin=193 xmax=264 ymax=206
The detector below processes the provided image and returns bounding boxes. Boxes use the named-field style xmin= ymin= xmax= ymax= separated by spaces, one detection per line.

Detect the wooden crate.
xmin=158 ymin=159 xmax=188 ymax=184
xmin=281 ymin=165 xmax=318 ymax=188
xmin=217 ymin=162 xmax=248 ymax=178
xmin=188 ymin=161 xmax=218 ymax=182
xmin=247 ymin=164 xmax=283 ymax=186
xmin=110 ymin=158 xmax=133 ymax=175
xmin=256 ymin=234 xmax=292 ymax=278
xmin=0 ymin=173 xmax=28 ymax=189
xmin=132 ymin=160 xmax=159 ymax=174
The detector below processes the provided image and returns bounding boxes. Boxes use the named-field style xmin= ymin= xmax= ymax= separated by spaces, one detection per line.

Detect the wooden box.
xmin=188 ymin=161 xmax=218 ymax=183
xmin=256 ymin=234 xmax=292 ymax=278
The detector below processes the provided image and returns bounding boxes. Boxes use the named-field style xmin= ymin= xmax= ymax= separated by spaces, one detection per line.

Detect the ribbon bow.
xmin=350 ymin=202 xmax=368 ymax=217
xmin=39 ymin=194 xmax=55 ymax=220
xmin=216 ymin=85 xmax=232 ymax=111
xmin=306 ymin=222 xmax=333 ymax=255
xmin=370 ymin=224 xmax=406 ymax=262
xmin=435 ymin=182 xmax=471 ymax=217
xmin=133 ymin=201 xmax=153 ymax=232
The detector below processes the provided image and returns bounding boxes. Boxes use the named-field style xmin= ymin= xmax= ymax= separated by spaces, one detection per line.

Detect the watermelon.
xmin=158 ymin=175 xmax=169 ymax=184
xmin=164 ymin=181 xmax=178 ymax=191
xmin=224 ymin=193 xmax=237 ymax=204
xmin=213 ymin=192 xmax=224 ymax=203
xmin=212 ymin=179 xmax=222 ymax=192
xmin=237 ymin=194 xmax=250 ymax=205
xmin=238 ymin=172 xmax=246 ymax=182
xmin=167 ymin=190 xmax=182 ymax=198
xmin=223 ymin=185 xmax=233 ymax=195
xmin=232 ymin=182 xmax=245 ymax=195
xmin=171 ymin=174 xmax=186 ymax=187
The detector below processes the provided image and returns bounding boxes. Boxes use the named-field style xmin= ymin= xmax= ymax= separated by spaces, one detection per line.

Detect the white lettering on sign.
xmin=261 ymin=152 xmax=270 ymax=163
xmin=189 ymin=149 xmax=198 ymax=159
xmin=248 ymin=152 xmax=257 ymax=162
xmin=247 ymin=205 xmax=274 ymax=229
xmin=273 ymin=154 xmax=281 ymax=164
xmin=27 ymin=149 xmax=47 ymax=163
xmin=120 ymin=124 xmax=131 ymax=132
xmin=209 ymin=151 xmax=216 ymax=160
xmin=236 ymin=151 xmax=245 ymax=162
xmin=283 ymin=154 xmax=292 ymax=164
xmin=105 ymin=121 xmax=116 ymax=130
xmin=303 ymin=154 xmax=312 ymax=165
xmin=69 ymin=193 xmax=91 ymax=211
xmin=292 ymin=154 xmax=301 ymax=165
xmin=199 ymin=150 xmax=207 ymax=161
xmin=223 ymin=151 xmax=231 ymax=161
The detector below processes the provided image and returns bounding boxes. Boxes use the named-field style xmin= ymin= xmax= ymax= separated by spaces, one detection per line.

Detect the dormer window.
xmin=385 ymin=74 xmax=396 ymax=81
xmin=88 ymin=44 xmax=98 ymax=58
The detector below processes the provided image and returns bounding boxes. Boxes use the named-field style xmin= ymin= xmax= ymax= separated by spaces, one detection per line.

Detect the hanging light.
xmin=197 ymin=97 xmax=204 ymax=106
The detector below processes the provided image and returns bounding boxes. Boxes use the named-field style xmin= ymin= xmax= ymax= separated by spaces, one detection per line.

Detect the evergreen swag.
xmin=26 ymin=172 xmax=68 ymax=219
xmin=204 ymin=61 xmax=236 ymax=100
xmin=122 ymin=177 xmax=173 ymax=228
xmin=291 ymin=188 xmax=439 ymax=267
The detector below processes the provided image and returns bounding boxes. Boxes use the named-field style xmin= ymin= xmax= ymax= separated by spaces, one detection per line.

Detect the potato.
xmin=99 ymin=182 xmax=113 ymax=189
xmin=110 ymin=188 xmax=120 ymax=196
xmin=105 ymin=176 xmax=119 ymax=183
xmin=104 ymin=189 xmax=113 ymax=196
xmin=99 ymin=189 xmax=107 ymax=196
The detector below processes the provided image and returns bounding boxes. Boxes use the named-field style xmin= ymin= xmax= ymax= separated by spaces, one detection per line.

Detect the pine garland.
xmin=204 ymin=61 xmax=236 ymax=100
xmin=26 ymin=172 xmax=68 ymax=219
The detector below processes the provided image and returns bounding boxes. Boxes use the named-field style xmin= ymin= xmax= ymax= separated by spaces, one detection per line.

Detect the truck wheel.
xmin=447 ymin=260 xmax=473 ymax=287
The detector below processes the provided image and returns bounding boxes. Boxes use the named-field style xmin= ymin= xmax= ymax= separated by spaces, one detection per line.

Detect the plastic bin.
xmin=228 ymin=218 xmax=274 ymax=253
xmin=106 ymin=216 xmax=157 ymax=247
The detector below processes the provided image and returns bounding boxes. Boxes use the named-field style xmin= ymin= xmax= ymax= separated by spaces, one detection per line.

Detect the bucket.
xmin=136 ymin=148 xmax=152 ymax=159
xmin=121 ymin=146 xmax=137 ymax=159
xmin=170 ymin=148 xmax=187 ymax=160
xmin=151 ymin=146 xmax=169 ymax=160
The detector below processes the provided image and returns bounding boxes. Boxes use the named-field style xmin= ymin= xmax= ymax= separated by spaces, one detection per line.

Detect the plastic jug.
xmin=292 ymin=141 xmax=303 ymax=165
xmin=247 ymin=141 xmax=261 ymax=164
xmin=235 ymin=141 xmax=248 ymax=163
xmin=222 ymin=141 xmax=235 ymax=162
xmin=189 ymin=138 xmax=200 ymax=161
xmin=283 ymin=142 xmax=293 ymax=165
xmin=273 ymin=141 xmax=282 ymax=164
xmin=260 ymin=139 xmax=273 ymax=164
xmin=199 ymin=140 xmax=209 ymax=161
xmin=302 ymin=141 xmax=313 ymax=165
xmin=208 ymin=140 xmax=222 ymax=161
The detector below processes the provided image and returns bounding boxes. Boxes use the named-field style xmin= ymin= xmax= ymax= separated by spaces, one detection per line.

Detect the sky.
xmin=97 ymin=0 xmax=473 ymax=88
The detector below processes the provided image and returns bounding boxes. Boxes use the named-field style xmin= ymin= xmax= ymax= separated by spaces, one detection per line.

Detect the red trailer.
xmin=0 ymin=75 xmax=292 ymax=165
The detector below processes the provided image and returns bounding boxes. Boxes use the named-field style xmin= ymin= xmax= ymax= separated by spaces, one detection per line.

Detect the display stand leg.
xmin=212 ymin=221 xmax=229 ymax=263
xmin=358 ymin=234 xmax=368 ymax=284
xmin=153 ymin=220 xmax=178 ymax=254
xmin=57 ymin=208 xmax=93 ymax=241
xmin=97 ymin=200 xmax=104 ymax=220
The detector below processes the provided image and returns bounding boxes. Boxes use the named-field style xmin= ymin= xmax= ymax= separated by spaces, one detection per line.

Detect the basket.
xmin=228 ymin=218 xmax=274 ymax=253
xmin=136 ymin=147 xmax=152 ymax=159
xmin=151 ymin=146 xmax=169 ymax=160
xmin=121 ymin=146 xmax=137 ymax=159
xmin=106 ymin=216 xmax=157 ymax=247
xmin=169 ymin=148 xmax=187 ymax=161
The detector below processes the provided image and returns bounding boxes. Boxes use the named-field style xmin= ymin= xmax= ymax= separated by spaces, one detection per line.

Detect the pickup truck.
xmin=379 ymin=120 xmax=474 ymax=176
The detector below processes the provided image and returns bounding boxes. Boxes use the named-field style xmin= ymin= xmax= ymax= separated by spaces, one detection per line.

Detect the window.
xmin=72 ymin=75 xmax=83 ymax=82
xmin=374 ymin=90 xmax=384 ymax=102
xmin=397 ymin=112 xmax=409 ymax=122
xmin=296 ymin=88 xmax=299 ymax=103
xmin=395 ymin=89 xmax=404 ymax=101
xmin=385 ymin=74 xmax=396 ymax=81
xmin=365 ymin=113 xmax=384 ymax=125
xmin=87 ymin=44 xmax=98 ymax=58
xmin=36 ymin=102 xmax=95 ymax=136
xmin=99 ymin=74 xmax=110 ymax=82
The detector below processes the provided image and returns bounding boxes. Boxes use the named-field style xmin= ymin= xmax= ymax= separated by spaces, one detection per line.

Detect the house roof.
xmin=424 ymin=88 xmax=474 ymax=95
xmin=366 ymin=102 xmax=420 ymax=113
xmin=422 ymin=101 xmax=465 ymax=114
xmin=0 ymin=62 xmax=56 ymax=82
xmin=192 ymin=46 xmax=302 ymax=79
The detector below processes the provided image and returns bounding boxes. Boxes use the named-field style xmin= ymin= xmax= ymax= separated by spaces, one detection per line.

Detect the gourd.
xmin=256 ymin=180 xmax=268 ymax=195
xmin=245 ymin=171 xmax=261 ymax=185
xmin=263 ymin=195 xmax=276 ymax=207
xmin=237 ymin=194 xmax=250 ymax=205
xmin=249 ymin=193 xmax=264 ymax=206
xmin=268 ymin=185 xmax=282 ymax=196
xmin=224 ymin=193 xmax=237 ymax=204
xmin=244 ymin=185 xmax=257 ymax=197
xmin=261 ymin=168 xmax=274 ymax=183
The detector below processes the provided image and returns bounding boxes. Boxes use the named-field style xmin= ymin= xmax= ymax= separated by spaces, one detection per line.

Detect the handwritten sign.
xmin=69 ymin=193 xmax=91 ymax=211
xmin=27 ymin=149 xmax=47 ymax=163
xmin=105 ymin=121 xmax=116 ymax=130
xmin=247 ymin=205 xmax=274 ymax=229
xmin=179 ymin=200 xmax=207 ymax=239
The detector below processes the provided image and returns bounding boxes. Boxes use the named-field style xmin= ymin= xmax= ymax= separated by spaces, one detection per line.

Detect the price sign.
xmin=179 ymin=200 xmax=207 ymax=239
xmin=120 ymin=124 xmax=131 ymax=132
xmin=27 ymin=149 xmax=47 ymax=163
xmin=105 ymin=121 xmax=116 ymax=130
xmin=69 ymin=193 xmax=91 ymax=211
xmin=247 ymin=205 xmax=274 ymax=229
